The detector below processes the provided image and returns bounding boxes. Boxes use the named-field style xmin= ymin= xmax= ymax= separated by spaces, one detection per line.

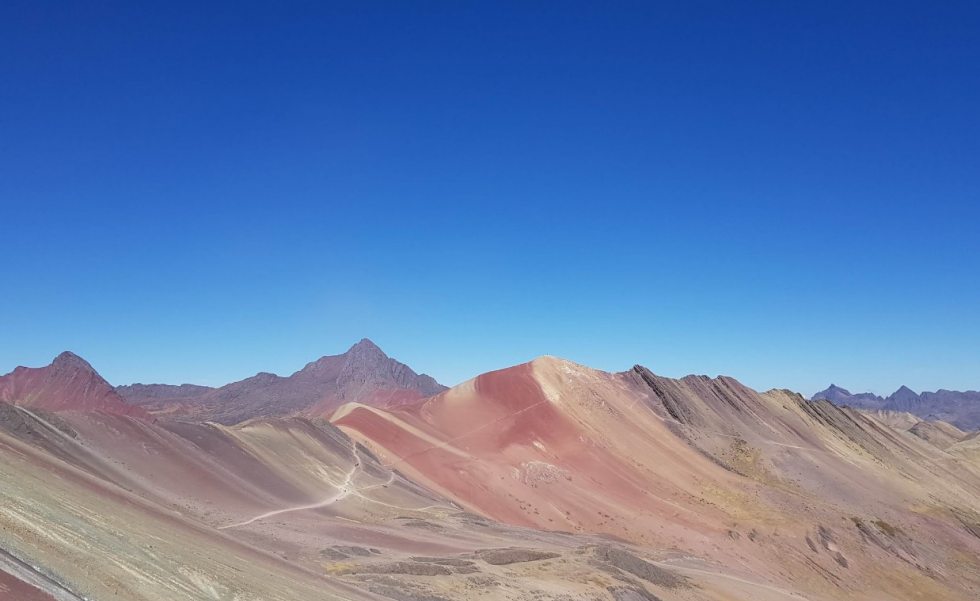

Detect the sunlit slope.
xmin=335 ymin=356 xmax=980 ymax=601
xmin=0 ymin=407 xmax=376 ymax=601
xmin=0 ymin=400 xmax=765 ymax=601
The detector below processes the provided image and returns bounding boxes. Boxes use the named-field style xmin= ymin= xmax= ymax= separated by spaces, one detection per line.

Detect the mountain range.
xmin=812 ymin=383 xmax=980 ymax=430
xmin=115 ymin=338 xmax=447 ymax=423
xmin=1 ymin=343 xmax=980 ymax=601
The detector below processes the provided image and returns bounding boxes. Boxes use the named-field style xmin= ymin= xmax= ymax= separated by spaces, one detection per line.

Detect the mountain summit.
xmin=117 ymin=339 xmax=447 ymax=423
xmin=811 ymin=384 xmax=885 ymax=409
xmin=810 ymin=384 xmax=855 ymax=403
xmin=886 ymin=385 xmax=921 ymax=410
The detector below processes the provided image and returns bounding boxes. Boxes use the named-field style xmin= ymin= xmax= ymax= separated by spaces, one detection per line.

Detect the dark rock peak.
xmin=348 ymin=338 xmax=383 ymax=354
xmin=51 ymin=351 xmax=96 ymax=372
xmin=294 ymin=339 xmax=386 ymax=377
xmin=337 ymin=341 xmax=445 ymax=395
xmin=114 ymin=340 xmax=446 ymax=423
xmin=886 ymin=385 xmax=922 ymax=410
xmin=342 ymin=339 xmax=390 ymax=367
xmin=811 ymin=385 xmax=855 ymax=402
xmin=889 ymin=385 xmax=918 ymax=397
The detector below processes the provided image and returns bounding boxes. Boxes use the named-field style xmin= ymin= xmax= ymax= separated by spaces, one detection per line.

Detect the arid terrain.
xmin=2 ymin=343 xmax=979 ymax=601
xmin=6 ymin=0 xmax=979 ymax=598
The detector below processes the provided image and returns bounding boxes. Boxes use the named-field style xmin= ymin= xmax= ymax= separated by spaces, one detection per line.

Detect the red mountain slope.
xmin=0 ymin=352 xmax=147 ymax=418
xmin=334 ymin=356 xmax=980 ymax=601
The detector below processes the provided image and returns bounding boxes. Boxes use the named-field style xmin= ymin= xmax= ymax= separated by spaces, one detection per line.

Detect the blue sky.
xmin=1 ymin=2 xmax=978 ymax=396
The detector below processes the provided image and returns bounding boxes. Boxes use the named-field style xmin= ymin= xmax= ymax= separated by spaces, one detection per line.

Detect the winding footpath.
xmin=218 ymin=463 xmax=359 ymax=530
xmin=219 ymin=444 xmax=453 ymax=530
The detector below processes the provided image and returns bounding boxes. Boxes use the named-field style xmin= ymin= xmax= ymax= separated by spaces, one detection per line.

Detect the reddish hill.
xmin=0 ymin=352 xmax=147 ymax=418
xmin=332 ymin=357 xmax=736 ymax=541
xmin=334 ymin=356 xmax=980 ymax=601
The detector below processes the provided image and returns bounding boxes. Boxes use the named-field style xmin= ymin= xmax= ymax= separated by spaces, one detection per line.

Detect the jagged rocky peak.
xmin=115 ymin=339 xmax=446 ymax=423
xmin=811 ymin=384 xmax=853 ymax=402
xmin=889 ymin=385 xmax=920 ymax=400
xmin=886 ymin=385 xmax=922 ymax=409
xmin=338 ymin=338 xmax=444 ymax=395
xmin=348 ymin=337 xmax=384 ymax=355
xmin=339 ymin=338 xmax=388 ymax=374
xmin=50 ymin=350 xmax=96 ymax=371
xmin=810 ymin=384 xmax=886 ymax=410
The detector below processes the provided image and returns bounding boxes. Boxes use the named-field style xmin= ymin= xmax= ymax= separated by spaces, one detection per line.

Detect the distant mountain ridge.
xmin=812 ymin=383 xmax=980 ymax=430
xmin=810 ymin=384 xmax=887 ymax=408
xmin=116 ymin=339 xmax=447 ymax=423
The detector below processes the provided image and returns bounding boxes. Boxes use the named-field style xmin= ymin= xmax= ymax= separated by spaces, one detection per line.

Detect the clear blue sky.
xmin=2 ymin=2 xmax=978 ymax=396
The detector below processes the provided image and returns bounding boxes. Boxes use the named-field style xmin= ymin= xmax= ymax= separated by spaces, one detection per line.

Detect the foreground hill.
xmin=117 ymin=339 xmax=447 ymax=423
xmin=335 ymin=356 xmax=980 ymax=601
xmin=0 ymin=400 xmax=720 ymax=601
xmin=0 ymin=352 xmax=147 ymax=418
xmin=812 ymin=384 xmax=980 ymax=430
